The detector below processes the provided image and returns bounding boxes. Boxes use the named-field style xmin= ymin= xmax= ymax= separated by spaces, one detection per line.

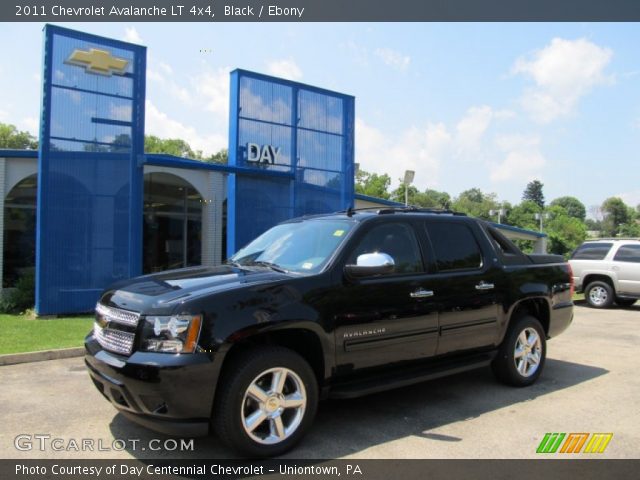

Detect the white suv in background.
xmin=569 ymin=239 xmax=640 ymax=308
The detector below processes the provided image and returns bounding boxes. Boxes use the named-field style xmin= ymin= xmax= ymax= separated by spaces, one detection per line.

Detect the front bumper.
xmin=85 ymin=334 xmax=221 ymax=437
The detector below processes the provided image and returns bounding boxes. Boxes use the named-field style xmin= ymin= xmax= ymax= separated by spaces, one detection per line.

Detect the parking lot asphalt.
xmin=1 ymin=303 xmax=638 ymax=459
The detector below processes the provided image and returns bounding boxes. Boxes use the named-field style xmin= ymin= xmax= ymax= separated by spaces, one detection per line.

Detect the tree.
xmin=355 ymin=170 xmax=391 ymax=199
xmin=545 ymin=205 xmax=587 ymax=257
xmin=451 ymin=188 xmax=500 ymax=220
xmin=144 ymin=135 xmax=198 ymax=158
xmin=550 ymin=196 xmax=586 ymax=221
xmin=601 ymin=197 xmax=630 ymax=237
xmin=206 ymin=148 xmax=228 ymax=164
xmin=505 ymin=200 xmax=540 ymax=231
xmin=522 ymin=179 xmax=545 ymax=209
xmin=0 ymin=123 xmax=38 ymax=149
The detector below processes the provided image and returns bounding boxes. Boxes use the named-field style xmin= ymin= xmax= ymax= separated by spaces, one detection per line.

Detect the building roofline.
xmin=0 ymin=149 xmax=38 ymax=158
xmin=489 ymin=222 xmax=547 ymax=238
xmin=354 ymin=193 xmax=403 ymax=207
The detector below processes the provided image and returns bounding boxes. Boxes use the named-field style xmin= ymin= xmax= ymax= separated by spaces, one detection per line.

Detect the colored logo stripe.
xmin=537 ymin=433 xmax=613 ymax=454
xmin=584 ymin=433 xmax=613 ymax=453
xmin=536 ymin=433 xmax=565 ymax=453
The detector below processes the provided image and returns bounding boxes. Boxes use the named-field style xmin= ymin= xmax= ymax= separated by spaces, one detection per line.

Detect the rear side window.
xmin=613 ymin=245 xmax=640 ymax=263
xmin=426 ymin=222 xmax=482 ymax=271
xmin=571 ymin=242 xmax=613 ymax=260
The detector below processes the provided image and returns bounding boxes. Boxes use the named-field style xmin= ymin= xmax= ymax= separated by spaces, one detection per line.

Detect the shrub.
xmin=0 ymin=270 xmax=35 ymax=314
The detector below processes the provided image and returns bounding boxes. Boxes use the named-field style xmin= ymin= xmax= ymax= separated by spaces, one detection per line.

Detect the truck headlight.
xmin=142 ymin=314 xmax=202 ymax=353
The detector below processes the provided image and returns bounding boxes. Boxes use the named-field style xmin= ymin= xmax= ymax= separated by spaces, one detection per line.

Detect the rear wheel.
xmin=492 ymin=315 xmax=546 ymax=387
xmin=585 ymin=281 xmax=614 ymax=308
xmin=616 ymin=298 xmax=637 ymax=307
xmin=213 ymin=346 xmax=318 ymax=457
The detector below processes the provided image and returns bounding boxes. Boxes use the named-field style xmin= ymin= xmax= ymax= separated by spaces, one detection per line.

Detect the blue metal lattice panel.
xmin=36 ymin=25 xmax=146 ymax=314
xmin=227 ymin=70 xmax=354 ymax=256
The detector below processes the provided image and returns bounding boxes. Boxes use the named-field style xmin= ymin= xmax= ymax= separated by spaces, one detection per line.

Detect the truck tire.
xmin=212 ymin=346 xmax=318 ymax=457
xmin=492 ymin=315 xmax=546 ymax=387
xmin=585 ymin=281 xmax=614 ymax=308
xmin=616 ymin=298 xmax=636 ymax=307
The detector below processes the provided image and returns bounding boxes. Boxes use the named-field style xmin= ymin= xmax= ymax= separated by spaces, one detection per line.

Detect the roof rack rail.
xmin=337 ymin=206 xmax=467 ymax=217
xmin=376 ymin=206 xmax=467 ymax=216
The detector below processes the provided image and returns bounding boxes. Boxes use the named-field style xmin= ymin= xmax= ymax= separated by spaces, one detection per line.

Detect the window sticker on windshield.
xmin=302 ymin=262 xmax=314 ymax=269
xmin=333 ymin=229 xmax=345 ymax=237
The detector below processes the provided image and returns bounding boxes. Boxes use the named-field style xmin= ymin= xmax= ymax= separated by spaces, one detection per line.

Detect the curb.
xmin=0 ymin=347 xmax=85 ymax=366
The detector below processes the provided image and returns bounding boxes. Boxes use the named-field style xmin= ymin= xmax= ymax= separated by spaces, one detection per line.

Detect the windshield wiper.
xmin=224 ymin=260 xmax=243 ymax=268
xmin=249 ymin=261 xmax=289 ymax=273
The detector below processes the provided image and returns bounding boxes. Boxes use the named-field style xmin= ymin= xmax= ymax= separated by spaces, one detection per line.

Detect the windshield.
xmin=229 ymin=219 xmax=354 ymax=274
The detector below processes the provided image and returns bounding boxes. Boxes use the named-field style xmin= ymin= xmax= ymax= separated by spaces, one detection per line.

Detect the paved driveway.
xmin=1 ymin=303 xmax=638 ymax=459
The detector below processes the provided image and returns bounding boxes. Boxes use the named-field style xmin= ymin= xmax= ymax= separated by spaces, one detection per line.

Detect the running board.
xmin=329 ymin=352 xmax=495 ymax=399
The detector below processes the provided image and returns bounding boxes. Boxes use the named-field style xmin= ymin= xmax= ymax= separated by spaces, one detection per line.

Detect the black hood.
xmin=99 ymin=265 xmax=291 ymax=314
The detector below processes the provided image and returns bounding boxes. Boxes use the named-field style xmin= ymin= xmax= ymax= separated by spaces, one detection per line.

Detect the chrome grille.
xmin=96 ymin=303 xmax=140 ymax=327
xmin=93 ymin=323 xmax=135 ymax=356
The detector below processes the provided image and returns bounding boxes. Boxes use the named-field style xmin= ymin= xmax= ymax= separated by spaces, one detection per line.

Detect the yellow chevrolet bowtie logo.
xmin=65 ymin=48 xmax=128 ymax=76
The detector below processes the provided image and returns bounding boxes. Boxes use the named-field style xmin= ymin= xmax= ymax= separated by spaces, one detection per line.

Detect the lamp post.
xmin=534 ymin=212 xmax=550 ymax=231
xmin=403 ymin=170 xmax=415 ymax=206
xmin=489 ymin=208 xmax=506 ymax=224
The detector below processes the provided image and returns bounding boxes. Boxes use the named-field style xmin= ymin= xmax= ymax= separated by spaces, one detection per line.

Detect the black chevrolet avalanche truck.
xmin=85 ymin=208 xmax=574 ymax=456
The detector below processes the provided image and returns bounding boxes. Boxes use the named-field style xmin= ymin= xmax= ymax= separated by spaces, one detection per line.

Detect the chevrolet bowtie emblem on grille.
xmin=65 ymin=48 xmax=128 ymax=76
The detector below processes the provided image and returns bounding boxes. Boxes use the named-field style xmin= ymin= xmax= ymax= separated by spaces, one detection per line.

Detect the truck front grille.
xmin=94 ymin=303 xmax=140 ymax=356
xmin=93 ymin=323 xmax=136 ymax=356
xmin=96 ymin=303 xmax=140 ymax=327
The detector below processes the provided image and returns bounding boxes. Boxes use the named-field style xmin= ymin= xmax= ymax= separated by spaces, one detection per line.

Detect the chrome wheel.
xmin=241 ymin=367 xmax=307 ymax=445
xmin=514 ymin=327 xmax=542 ymax=377
xmin=589 ymin=286 xmax=609 ymax=306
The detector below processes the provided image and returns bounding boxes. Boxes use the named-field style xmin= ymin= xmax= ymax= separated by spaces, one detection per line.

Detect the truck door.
xmin=333 ymin=221 xmax=440 ymax=373
xmin=423 ymin=220 xmax=501 ymax=355
xmin=612 ymin=244 xmax=640 ymax=295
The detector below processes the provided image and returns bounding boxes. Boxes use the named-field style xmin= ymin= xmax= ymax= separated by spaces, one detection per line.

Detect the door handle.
xmin=410 ymin=288 xmax=434 ymax=298
xmin=475 ymin=281 xmax=495 ymax=290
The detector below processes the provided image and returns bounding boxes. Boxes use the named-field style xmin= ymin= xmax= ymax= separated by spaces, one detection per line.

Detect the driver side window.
xmin=348 ymin=222 xmax=424 ymax=274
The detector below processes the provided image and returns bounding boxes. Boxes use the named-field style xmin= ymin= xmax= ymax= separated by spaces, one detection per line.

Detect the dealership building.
xmin=0 ymin=25 xmax=545 ymax=315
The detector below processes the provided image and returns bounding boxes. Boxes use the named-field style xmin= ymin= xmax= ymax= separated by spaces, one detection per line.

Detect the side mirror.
xmin=345 ymin=252 xmax=395 ymax=278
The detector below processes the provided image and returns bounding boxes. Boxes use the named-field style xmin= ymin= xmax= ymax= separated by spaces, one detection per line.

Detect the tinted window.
xmin=230 ymin=219 xmax=354 ymax=273
xmin=613 ymin=245 xmax=640 ymax=263
xmin=348 ymin=223 xmax=423 ymax=274
xmin=571 ymin=242 xmax=613 ymax=260
xmin=427 ymin=222 xmax=482 ymax=271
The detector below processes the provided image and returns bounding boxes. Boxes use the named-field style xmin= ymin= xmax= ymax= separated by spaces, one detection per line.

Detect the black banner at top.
xmin=4 ymin=0 xmax=640 ymax=22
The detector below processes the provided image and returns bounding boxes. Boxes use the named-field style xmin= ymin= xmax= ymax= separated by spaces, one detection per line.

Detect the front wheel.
xmin=585 ymin=281 xmax=614 ymax=308
xmin=492 ymin=315 xmax=546 ymax=387
xmin=212 ymin=346 xmax=318 ymax=457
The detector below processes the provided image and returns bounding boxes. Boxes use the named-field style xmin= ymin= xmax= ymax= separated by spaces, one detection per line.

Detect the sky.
xmin=0 ymin=22 xmax=639 ymax=212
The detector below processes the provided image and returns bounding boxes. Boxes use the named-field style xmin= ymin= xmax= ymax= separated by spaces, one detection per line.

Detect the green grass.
xmin=0 ymin=314 xmax=93 ymax=355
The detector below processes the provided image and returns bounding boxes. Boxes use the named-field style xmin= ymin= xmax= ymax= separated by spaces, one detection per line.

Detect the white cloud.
xmin=193 ymin=67 xmax=232 ymax=119
xmin=123 ymin=27 xmax=143 ymax=44
xmin=356 ymin=118 xmax=450 ymax=189
xmin=145 ymin=100 xmax=226 ymax=156
xmin=266 ymin=58 xmax=303 ymax=81
xmin=489 ymin=134 xmax=546 ymax=182
xmin=513 ymin=37 xmax=614 ymax=123
xmin=158 ymin=62 xmax=173 ymax=75
xmin=0 ymin=110 xmax=7 ymax=122
xmin=147 ymin=58 xmax=191 ymax=103
xmin=20 ymin=117 xmax=38 ymax=135
xmin=374 ymin=47 xmax=411 ymax=71
xmin=455 ymin=105 xmax=494 ymax=155
xmin=617 ymin=191 xmax=640 ymax=207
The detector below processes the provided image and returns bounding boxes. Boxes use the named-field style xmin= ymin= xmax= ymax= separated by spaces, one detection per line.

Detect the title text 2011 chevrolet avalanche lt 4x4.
xmin=85 ymin=208 xmax=574 ymax=456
